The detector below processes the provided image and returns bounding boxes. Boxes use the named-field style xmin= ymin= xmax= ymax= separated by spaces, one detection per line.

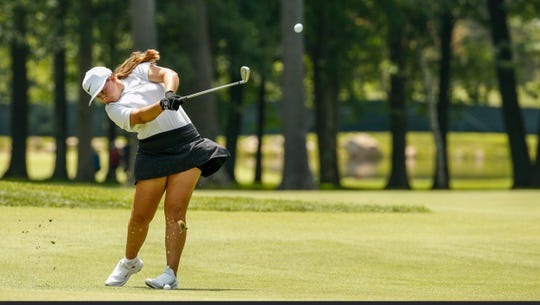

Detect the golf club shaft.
xmin=180 ymin=80 xmax=244 ymax=102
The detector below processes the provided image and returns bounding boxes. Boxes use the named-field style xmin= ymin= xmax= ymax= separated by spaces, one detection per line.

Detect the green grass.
xmin=0 ymin=180 xmax=429 ymax=213
xmin=0 ymin=180 xmax=539 ymax=301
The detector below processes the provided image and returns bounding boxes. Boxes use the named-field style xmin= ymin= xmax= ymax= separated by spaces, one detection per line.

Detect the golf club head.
xmin=240 ymin=66 xmax=250 ymax=84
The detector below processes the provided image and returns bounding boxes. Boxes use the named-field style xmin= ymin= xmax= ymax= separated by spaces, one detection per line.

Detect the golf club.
xmin=179 ymin=66 xmax=250 ymax=102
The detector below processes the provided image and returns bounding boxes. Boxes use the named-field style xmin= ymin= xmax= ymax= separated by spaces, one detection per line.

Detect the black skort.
xmin=134 ymin=124 xmax=230 ymax=183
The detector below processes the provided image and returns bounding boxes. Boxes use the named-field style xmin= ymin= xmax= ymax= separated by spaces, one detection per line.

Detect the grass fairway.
xmin=0 ymin=181 xmax=539 ymax=301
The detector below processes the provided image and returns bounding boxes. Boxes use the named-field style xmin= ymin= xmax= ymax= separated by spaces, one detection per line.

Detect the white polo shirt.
xmin=105 ymin=62 xmax=191 ymax=140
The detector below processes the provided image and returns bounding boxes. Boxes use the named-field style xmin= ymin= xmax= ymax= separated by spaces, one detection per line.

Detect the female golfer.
xmin=82 ymin=49 xmax=229 ymax=289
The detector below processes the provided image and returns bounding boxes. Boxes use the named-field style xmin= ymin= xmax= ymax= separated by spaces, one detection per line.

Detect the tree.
xmin=254 ymin=75 xmax=267 ymax=184
xmin=75 ymin=0 xmax=95 ymax=182
xmin=278 ymin=0 xmax=315 ymax=189
xmin=51 ymin=0 xmax=69 ymax=181
xmin=305 ymin=0 xmax=344 ymax=188
xmin=432 ymin=6 xmax=455 ymax=190
xmin=487 ymin=0 xmax=532 ymax=188
xmin=508 ymin=0 xmax=540 ymax=187
xmin=381 ymin=0 xmax=410 ymax=190
xmin=4 ymin=3 xmax=29 ymax=180
xmin=534 ymin=111 xmax=540 ymax=186
xmin=131 ymin=0 xmax=157 ymax=53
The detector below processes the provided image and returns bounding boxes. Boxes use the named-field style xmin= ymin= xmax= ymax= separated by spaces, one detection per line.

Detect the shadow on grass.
xmin=129 ymin=286 xmax=252 ymax=292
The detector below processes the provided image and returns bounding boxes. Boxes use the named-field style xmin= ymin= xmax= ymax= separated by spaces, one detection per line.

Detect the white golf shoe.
xmin=145 ymin=266 xmax=178 ymax=289
xmin=104 ymin=256 xmax=144 ymax=286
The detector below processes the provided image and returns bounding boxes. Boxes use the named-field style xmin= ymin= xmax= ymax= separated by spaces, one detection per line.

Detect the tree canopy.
xmin=0 ymin=0 xmax=539 ymax=189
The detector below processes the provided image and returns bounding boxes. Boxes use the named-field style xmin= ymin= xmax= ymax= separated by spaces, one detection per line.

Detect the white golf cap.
xmin=82 ymin=66 xmax=112 ymax=106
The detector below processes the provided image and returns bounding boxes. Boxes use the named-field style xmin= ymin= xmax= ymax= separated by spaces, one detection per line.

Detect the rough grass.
xmin=0 ymin=180 xmax=429 ymax=213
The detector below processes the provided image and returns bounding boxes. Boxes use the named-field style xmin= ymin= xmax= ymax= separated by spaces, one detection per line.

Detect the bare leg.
xmin=125 ymin=177 xmax=167 ymax=259
xmin=163 ymin=167 xmax=201 ymax=275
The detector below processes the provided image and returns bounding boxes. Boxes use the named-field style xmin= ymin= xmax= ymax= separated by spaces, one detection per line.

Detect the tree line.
xmin=1 ymin=0 xmax=539 ymax=189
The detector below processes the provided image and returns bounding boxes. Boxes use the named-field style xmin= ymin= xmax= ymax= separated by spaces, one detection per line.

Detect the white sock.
xmin=124 ymin=256 xmax=139 ymax=265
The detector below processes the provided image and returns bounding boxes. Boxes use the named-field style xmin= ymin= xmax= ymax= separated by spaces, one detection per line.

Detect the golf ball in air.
xmin=163 ymin=284 xmax=171 ymax=290
xmin=294 ymin=23 xmax=303 ymax=33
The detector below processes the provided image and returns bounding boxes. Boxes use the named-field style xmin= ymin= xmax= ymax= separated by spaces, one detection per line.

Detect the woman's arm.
xmin=148 ymin=64 xmax=179 ymax=93
xmin=129 ymin=65 xmax=180 ymax=127
xmin=129 ymin=102 xmax=164 ymax=126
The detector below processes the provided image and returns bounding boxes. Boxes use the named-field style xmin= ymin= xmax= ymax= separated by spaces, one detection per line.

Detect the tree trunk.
xmin=532 ymin=109 xmax=540 ymax=186
xmin=315 ymin=77 xmax=340 ymax=187
xmin=224 ymin=68 xmax=244 ymax=183
xmin=75 ymin=0 xmax=95 ymax=182
xmin=487 ymin=0 xmax=532 ymax=188
xmin=52 ymin=46 xmax=69 ymax=180
xmin=4 ymin=4 xmax=29 ymax=179
xmin=52 ymin=0 xmax=69 ymax=181
xmin=106 ymin=120 xmax=118 ymax=183
xmin=131 ymin=0 xmax=157 ymax=52
xmin=312 ymin=4 xmax=340 ymax=187
xmin=432 ymin=9 xmax=454 ymax=190
xmin=278 ymin=0 xmax=315 ymax=190
xmin=254 ymin=76 xmax=266 ymax=184
xmin=105 ymin=1 xmax=123 ymax=184
xmin=385 ymin=16 xmax=410 ymax=190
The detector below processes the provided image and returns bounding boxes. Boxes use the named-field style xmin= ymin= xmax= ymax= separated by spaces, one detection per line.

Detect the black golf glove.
xmin=160 ymin=90 xmax=183 ymax=111
xmin=165 ymin=90 xmax=179 ymax=100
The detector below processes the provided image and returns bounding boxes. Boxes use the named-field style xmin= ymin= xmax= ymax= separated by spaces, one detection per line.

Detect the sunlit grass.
xmin=0 ymin=183 xmax=539 ymax=301
xmin=0 ymin=180 xmax=429 ymax=213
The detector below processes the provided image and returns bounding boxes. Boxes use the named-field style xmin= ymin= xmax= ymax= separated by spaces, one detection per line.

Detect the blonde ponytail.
xmin=114 ymin=49 xmax=160 ymax=79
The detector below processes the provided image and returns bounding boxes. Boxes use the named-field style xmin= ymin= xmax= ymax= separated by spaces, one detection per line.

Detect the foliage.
xmin=0 ymin=0 xmax=539 ymax=187
xmin=0 ymin=1 xmax=537 ymax=108
xmin=207 ymin=0 xmax=281 ymax=129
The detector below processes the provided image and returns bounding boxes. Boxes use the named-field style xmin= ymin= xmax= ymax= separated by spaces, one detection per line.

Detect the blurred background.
xmin=0 ymin=0 xmax=539 ymax=190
